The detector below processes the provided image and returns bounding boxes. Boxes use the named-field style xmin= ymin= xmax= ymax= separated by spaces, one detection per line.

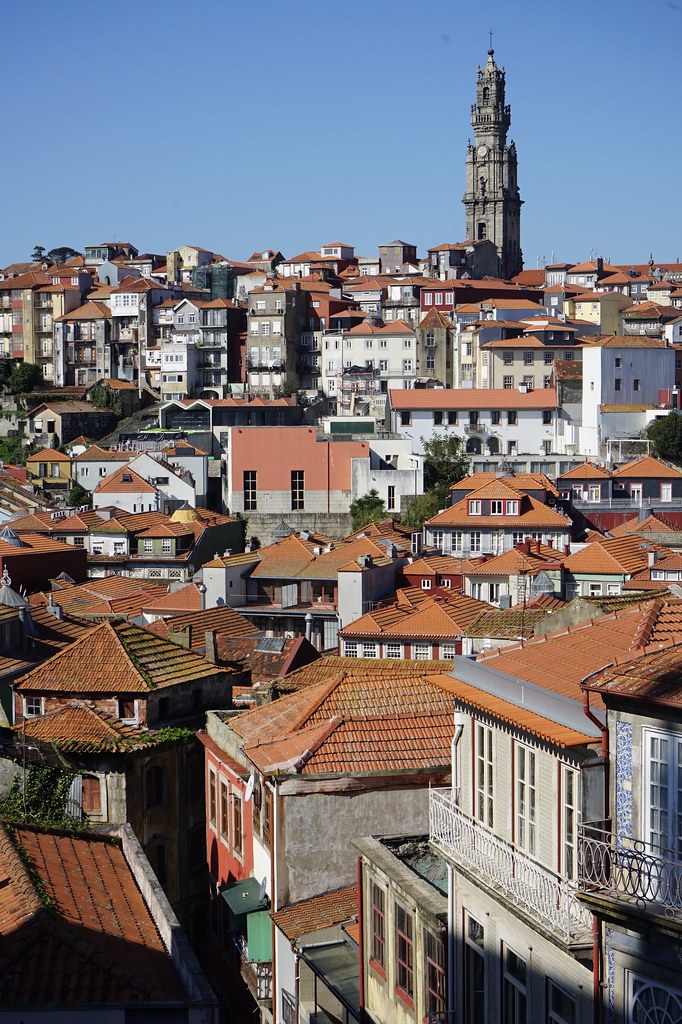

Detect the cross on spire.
xmin=488 ymin=28 xmax=494 ymax=53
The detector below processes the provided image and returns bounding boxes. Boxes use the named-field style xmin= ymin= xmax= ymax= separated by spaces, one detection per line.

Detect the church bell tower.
xmin=463 ymin=48 xmax=523 ymax=279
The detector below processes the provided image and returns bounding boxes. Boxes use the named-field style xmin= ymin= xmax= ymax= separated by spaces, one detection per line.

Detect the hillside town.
xmin=1 ymin=45 xmax=682 ymax=1024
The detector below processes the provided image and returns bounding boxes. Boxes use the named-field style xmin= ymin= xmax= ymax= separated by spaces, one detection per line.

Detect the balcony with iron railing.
xmin=430 ymin=790 xmax=592 ymax=945
xmin=578 ymin=822 xmax=682 ymax=924
xmin=234 ymin=937 xmax=272 ymax=1006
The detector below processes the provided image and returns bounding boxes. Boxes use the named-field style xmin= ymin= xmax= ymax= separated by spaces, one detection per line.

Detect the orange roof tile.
xmin=0 ymin=825 xmax=187 ymax=1005
xmin=389 ymin=388 xmax=559 ymax=411
xmin=608 ymin=513 xmax=679 ymax=538
xmin=564 ymin=536 xmax=671 ymax=575
xmin=15 ymin=620 xmax=226 ymax=694
xmin=145 ymin=604 xmax=259 ymax=648
xmin=559 ymin=462 xmax=611 ymax=481
xmin=428 ymin=489 xmax=570 ymax=529
xmin=339 ymin=593 xmax=488 ymax=639
xmin=94 ymin=466 xmax=157 ymax=494
xmin=612 ymin=455 xmax=682 ymax=480
xmin=271 ymin=886 xmax=358 ymax=942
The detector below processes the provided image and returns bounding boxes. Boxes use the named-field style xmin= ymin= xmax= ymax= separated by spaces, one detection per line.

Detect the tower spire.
xmin=462 ymin=46 xmax=523 ymax=279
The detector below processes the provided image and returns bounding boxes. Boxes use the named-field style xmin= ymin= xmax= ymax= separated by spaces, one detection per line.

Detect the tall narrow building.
xmin=463 ymin=48 xmax=523 ymax=279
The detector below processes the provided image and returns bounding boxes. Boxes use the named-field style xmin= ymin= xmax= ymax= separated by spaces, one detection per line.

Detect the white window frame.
xmin=515 ymin=743 xmax=536 ymax=855
xmin=474 ymin=723 xmax=493 ymax=827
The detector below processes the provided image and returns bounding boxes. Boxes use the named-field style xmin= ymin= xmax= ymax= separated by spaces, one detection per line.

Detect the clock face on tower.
xmin=477 ymin=144 xmax=488 ymax=158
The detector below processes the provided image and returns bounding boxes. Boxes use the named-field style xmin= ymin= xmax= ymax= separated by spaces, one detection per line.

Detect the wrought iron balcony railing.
xmin=578 ymin=823 xmax=682 ymax=922
xmin=430 ymin=790 xmax=592 ymax=944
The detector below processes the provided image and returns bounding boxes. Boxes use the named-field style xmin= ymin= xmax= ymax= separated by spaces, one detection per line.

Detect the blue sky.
xmin=3 ymin=0 xmax=680 ymax=270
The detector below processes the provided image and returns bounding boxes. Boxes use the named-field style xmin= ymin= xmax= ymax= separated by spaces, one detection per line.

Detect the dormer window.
xmin=506 ymin=500 xmax=519 ymax=515
xmin=118 ymin=698 xmax=136 ymax=721
xmin=469 ymin=499 xmax=482 ymax=515
xmin=122 ymin=472 xmax=132 ymax=482
xmin=491 ymin=500 xmax=503 ymax=515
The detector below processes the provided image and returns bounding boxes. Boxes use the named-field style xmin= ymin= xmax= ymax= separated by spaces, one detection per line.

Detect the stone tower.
xmin=463 ymin=49 xmax=523 ymax=279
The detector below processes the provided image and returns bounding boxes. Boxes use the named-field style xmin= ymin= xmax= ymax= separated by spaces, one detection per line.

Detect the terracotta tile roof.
xmin=145 ymin=604 xmax=259 ymax=648
xmin=428 ymin=489 xmax=570 ymax=529
xmin=583 ymin=642 xmax=682 ymax=705
xmin=464 ymin=544 xmax=563 ymax=576
xmin=450 ymin=471 xmax=559 ymax=497
xmin=277 ymin=654 xmax=456 ymax=692
xmin=389 ymin=388 xmax=559 ymax=411
xmin=612 ymin=455 xmax=682 ymax=480
xmin=564 ymin=536 xmax=671 ymax=576
xmin=73 ymin=445 xmax=134 ymax=463
xmin=0 ymin=825 xmax=187 ymax=1005
xmin=553 ymin=359 xmax=583 ymax=382
xmin=17 ymin=701 xmax=152 ymax=752
xmin=248 ymin=535 xmax=395 ymax=581
xmin=142 ymin=583 xmax=202 ymax=613
xmin=431 ymin=673 xmax=596 ymax=747
xmin=478 ymin=599 xmax=682 ymax=704
xmin=464 ymin=607 xmax=550 ymax=640
xmin=339 ymin=593 xmax=488 ymax=639
xmin=15 ymin=620 xmax=226 ymax=694
xmin=54 ymin=300 xmax=111 ymax=322
xmin=403 ymin=555 xmax=485 ymax=576
xmin=608 ymin=513 xmax=679 ymax=538
xmin=30 ymin=578 xmax=171 ymax=619
xmin=94 ymin=466 xmax=157 ymax=494
xmin=26 ymin=449 xmax=71 ymax=463
xmin=559 ymin=462 xmax=610 ymax=481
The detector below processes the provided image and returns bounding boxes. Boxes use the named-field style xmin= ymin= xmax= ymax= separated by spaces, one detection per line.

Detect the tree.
xmin=421 ymin=430 xmax=470 ymax=492
xmin=400 ymin=489 xmax=450 ymax=530
xmin=7 ymin=362 xmax=43 ymax=395
xmin=31 ymin=245 xmax=46 ymax=262
xmin=88 ymin=381 xmax=122 ymax=417
xmin=47 ymin=246 xmax=81 ymax=264
xmin=67 ymin=482 xmax=90 ymax=508
xmin=647 ymin=413 xmax=682 ymax=465
xmin=349 ymin=488 xmax=387 ymax=532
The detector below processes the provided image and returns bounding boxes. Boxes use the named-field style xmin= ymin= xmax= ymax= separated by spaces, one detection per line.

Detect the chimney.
xmin=18 ymin=607 xmax=28 ymax=652
xmin=305 ymin=611 xmax=313 ymax=642
xmin=198 ymin=582 xmax=207 ymax=611
xmin=648 ymin=550 xmax=656 ymax=568
xmin=564 ymin=543 xmax=570 ymax=556
xmin=223 ymin=549 xmax=232 ymax=558
xmin=535 ymin=540 xmax=541 ymax=554
xmin=47 ymin=592 xmax=63 ymax=621
xmin=204 ymin=629 xmax=217 ymax=664
xmin=525 ymin=539 xmax=532 ymax=554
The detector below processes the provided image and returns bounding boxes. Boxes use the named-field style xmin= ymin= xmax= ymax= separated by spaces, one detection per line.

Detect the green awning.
xmin=221 ymin=877 xmax=269 ymax=934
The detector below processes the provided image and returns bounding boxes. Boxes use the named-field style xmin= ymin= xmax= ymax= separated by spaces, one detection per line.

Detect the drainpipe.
xmin=356 ymin=855 xmax=366 ymax=1024
xmin=292 ymin=943 xmax=301 ymax=1024
xmin=451 ymin=711 xmax=465 ymax=805
xmin=580 ymin=669 xmax=610 ymax=1024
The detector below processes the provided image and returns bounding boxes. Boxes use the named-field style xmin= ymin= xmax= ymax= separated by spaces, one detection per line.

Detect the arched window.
xmin=466 ymin=437 xmax=482 ymax=455
xmin=478 ymin=222 xmax=487 ymax=240
xmin=487 ymin=437 xmax=500 ymax=455
xmin=482 ymin=87 xmax=489 ymax=103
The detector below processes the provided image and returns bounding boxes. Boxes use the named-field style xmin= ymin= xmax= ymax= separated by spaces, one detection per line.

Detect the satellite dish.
xmin=259 ymin=876 xmax=268 ymax=903
xmin=244 ymin=774 xmax=254 ymax=802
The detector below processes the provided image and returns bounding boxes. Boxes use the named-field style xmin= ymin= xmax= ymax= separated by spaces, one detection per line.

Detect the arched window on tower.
xmin=482 ymin=86 xmax=489 ymax=103
xmin=478 ymin=222 xmax=487 ymax=240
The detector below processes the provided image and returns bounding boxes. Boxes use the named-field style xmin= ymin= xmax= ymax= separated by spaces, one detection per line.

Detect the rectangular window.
xmin=244 ymin=470 xmax=257 ymax=511
xmin=503 ymin=351 xmax=513 ymax=365
xmin=544 ymin=351 xmax=554 ymax=365
xmin=491 ymin=410 xmax=501 ymax=424
xmin=291 ymin=470 xmax=304 ymax=511
xmin=208 ymin=770 xmax=217 ymax=827
xmin=413 ymin=643 xmax=431 ymax=660
xmin=542 ymin=410 xmax=553 ymax=424
xmin=232 ymin=794 xmax=243 ymax=856
xmin=395 ymin=903 xmax=414 ymax=1002
xmin=387 ymin=484 xmax=396 ymax=511
xmin=615 ymin=378 xmax=622 ymax=391
xmin=562 ymin=766 xmax=577 ymax=880
xmin=448 ymin=411 xmax=457 ymax=425
xmin=634 ymin=378 xmax=640 ymax=391
xmin=402 ymin=359 xmax=413 ymax=373
xmin=503 ymin=376 xmax=513 ymax=389
xmin=516 ymin=745 xmax=536 ymax=855
xmin=344 ymin=642 xmax=358 ymax=657
xmin=143 ymin=538 xmax=153 ymax=552
xmin=465 ymin=915 xmax=485 ymax=1022
xmin=400 ymin=411 xmax=411 ymax=426
xmin=491 ymin=500 xmax=503 ymax=515
xmin=385 ymin=642 xmax=402 ymax=659
xmin=506 ymin=500 xmax=519 ymax=515
xmin=523 ymin=376 xmax=534 ymax=391
xmin=23 ymin=696 xmax=43 ymax=717
xmin=161 ymin=538 xmax=172 ymax=553
xmin=434 ymin=411 xmax=443 ymax=425
xmin=362 ymin=643 xmax=378 ymax=658
xmin=424 ymin=928 xmax=446 ymax=1019
xmin=502 ymin=946 xmax=527 ymax=1024
xmin=523 ymin=351 xmax=533 ymax=365
xmin=370 ymin=882 xmax=386 ymax=972
xmin=662 ymin=483 xmax=673 ymax=502
xmin=469 ymin=499 xmax=482 ymax=515
xmin=469 ymin=531 xmax=481 ymax=552
xmin=508 ymin=411 xmax=518 ymax=425
xmin=547 ymin=979 xmax=577 ymax=1024
xmin=644 ymin=729 xmax=682 ymax=856
xmin=220 ymin=781 xmax=229 ymax=842
xmin=475 ymin=724 xmax=494 ymax=827
xmin=588 ymin=582 xmax=603 ymax=596
xmin=118 ymin=699 xmax=135 ymax=721
xmin=441 ymin=643 xmax=457 ymax=659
